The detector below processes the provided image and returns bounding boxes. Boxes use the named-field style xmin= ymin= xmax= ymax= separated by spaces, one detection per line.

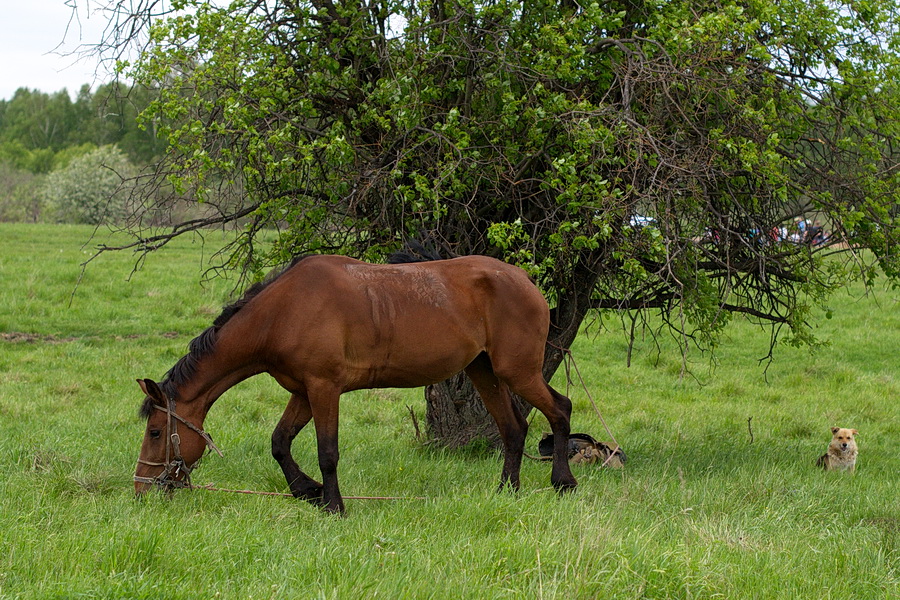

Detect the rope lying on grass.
xmin=189 ymin=483 xmax=425 ymax=501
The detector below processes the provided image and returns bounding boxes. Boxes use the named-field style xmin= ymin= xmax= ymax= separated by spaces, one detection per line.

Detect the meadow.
xmin=0 ymin=223 xmax=897 ymax=599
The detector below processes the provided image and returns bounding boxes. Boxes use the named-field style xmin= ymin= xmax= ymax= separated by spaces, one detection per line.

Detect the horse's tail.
xmin=387 ymin=237 xmax=455 ymax=264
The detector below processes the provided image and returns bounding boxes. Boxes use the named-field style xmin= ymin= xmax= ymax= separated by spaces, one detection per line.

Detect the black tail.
xmin=387 ymin=238 xmax=454 ymax=264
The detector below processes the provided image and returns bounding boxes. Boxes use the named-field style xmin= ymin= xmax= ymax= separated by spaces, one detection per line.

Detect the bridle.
xmin=134 ymin=397 xmax=223 ymax=490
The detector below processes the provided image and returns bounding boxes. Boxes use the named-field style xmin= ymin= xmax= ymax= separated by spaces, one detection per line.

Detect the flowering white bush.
xmin=42 ymin=146 xmax=135 ymax=224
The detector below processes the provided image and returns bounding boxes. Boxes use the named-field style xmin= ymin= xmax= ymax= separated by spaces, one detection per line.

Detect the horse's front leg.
xmin=271 ymin=392 xmax=324 ymax=503
xmin=308 ymin=383 xmax=344 ymax=514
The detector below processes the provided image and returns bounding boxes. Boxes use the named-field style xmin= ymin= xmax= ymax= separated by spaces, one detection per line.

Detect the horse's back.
xmin=284 ymin=254 xmax=543 ymax=314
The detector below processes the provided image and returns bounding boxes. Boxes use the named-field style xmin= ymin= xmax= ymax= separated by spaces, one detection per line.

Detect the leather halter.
xmin=134 ymin=397 xmax=223 ymax=490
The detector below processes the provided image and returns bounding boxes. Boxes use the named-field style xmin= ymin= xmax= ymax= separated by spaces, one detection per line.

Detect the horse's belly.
xmin=350 ymin=346 xmax=479 ymax=389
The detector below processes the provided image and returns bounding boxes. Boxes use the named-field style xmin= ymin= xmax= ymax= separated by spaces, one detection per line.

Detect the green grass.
xmin=0 ymin=223 xmax=898 ymax=599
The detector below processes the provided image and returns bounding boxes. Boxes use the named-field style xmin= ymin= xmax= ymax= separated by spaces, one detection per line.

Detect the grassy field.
xmin=0 ymin=223 xmax=897 ymax=599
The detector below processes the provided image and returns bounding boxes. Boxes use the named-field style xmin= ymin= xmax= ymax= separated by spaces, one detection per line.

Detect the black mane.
xmin=387 ymin=238 xmax=452 ymax=264
xmin=140 ymin=255 xmax=309 ymax=418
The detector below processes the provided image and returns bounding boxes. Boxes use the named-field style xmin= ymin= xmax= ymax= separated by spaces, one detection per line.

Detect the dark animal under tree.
xmin=133 ymin=254 xmax=577 ymax=513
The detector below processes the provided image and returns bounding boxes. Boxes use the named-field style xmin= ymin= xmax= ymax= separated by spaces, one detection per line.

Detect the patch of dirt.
xmin=1 ymin=331 xmax=182 ymax=343
xmin=0 ymin=332 xmax=77 ymax=344
xmin=865 ymin=517 xmax=900 ymax=534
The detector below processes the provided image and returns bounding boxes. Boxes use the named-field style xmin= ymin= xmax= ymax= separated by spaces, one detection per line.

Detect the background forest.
xmin=0 ymin=84 xmax=163 ymax=223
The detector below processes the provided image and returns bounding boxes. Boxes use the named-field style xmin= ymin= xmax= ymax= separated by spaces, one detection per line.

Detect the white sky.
xmin=0 ymin=1 xmax=119 ymax=101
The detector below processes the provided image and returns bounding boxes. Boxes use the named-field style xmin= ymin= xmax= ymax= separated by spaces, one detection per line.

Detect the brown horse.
xmin=134 ymin=254 xmax=576 ymax=513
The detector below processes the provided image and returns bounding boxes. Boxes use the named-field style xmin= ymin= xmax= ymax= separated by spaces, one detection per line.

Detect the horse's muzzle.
xmin=133 ymin=460 xmax=191 ymax=496
xmin=133 ymin=475 xmax=160 ymax=496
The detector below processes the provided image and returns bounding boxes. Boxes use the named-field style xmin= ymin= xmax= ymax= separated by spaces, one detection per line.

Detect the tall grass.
xmin=0 ymin=223 xmax=897 ymax=599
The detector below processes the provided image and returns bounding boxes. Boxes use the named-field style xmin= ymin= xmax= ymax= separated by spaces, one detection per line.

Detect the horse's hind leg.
xmin=508 ymin=379 xmax=577 ymax=492
xmin=272 ymin=393 xmax=325 ymax=502
xmin=465 ymin=353 xmax=529 ymax=491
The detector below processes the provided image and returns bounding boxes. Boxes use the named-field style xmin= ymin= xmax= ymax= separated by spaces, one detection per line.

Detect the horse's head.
xmin=134 ymin=378 xmax=220 ymax=495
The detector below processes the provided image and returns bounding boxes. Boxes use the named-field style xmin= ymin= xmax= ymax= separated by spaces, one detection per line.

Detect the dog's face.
xmin=830 ymin=427 xmax=858 ymax=452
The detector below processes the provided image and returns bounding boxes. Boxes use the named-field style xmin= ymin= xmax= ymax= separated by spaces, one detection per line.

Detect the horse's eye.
xmin=149 ymin=429 xmax=162 ymax=439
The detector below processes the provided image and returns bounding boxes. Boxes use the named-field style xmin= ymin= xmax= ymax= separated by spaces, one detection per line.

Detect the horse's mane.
xmin=140 ymin=255 xmax=309 ymax=418
xmin=387 ymin=238 xmax=453 ymax=264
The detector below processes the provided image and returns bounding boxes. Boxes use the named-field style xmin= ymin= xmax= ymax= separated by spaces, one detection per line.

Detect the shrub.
xmin=41 ymin=145 xmax=136 ymax=224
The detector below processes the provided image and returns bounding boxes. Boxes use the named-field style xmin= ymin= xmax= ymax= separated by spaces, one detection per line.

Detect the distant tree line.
xmin=0 ymin=83 xmax=164 ymax=222
xmin=0 ymin=83 xmax=163 ymax=169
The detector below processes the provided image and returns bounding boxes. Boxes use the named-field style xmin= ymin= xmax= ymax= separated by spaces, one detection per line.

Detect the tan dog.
xmin=816 ymin=427 xmax=858 ymax=472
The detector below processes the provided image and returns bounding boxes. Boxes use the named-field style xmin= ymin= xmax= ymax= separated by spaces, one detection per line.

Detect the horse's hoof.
xmin=291 ymin=479 xmax=324 ymax=500
xmin=322 ymin=501 xmax=346 ymax=516
xmin=552 ymin=478 xmax=578 ymax=494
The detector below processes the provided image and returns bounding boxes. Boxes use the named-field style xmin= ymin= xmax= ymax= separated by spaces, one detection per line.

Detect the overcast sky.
xmin=0 ymin=1 xmax=117 ymax=101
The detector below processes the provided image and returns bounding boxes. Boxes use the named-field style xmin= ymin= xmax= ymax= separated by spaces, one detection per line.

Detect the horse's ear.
xmin=137 ymin=378 xmax=165 ymax=405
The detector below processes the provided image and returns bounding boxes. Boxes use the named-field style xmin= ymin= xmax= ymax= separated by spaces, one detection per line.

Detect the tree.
xmin=78 ymin=82 xmax=167 ymax=163
xmin=88 ymin=0 xmax=899 ymax=446
xmin=0 ymin=89 xmax=80 ymax=155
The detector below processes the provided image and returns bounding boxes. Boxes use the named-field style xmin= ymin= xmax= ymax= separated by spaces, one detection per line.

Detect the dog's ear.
xmin=851 ymin=429 xmax=858 ymax=436
xmin=831 ymin=426 xmax=839 ymax=434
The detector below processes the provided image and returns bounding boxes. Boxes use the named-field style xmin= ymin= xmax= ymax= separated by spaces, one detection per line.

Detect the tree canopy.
xmin=89 ymin=0 xmax=900 ymax=441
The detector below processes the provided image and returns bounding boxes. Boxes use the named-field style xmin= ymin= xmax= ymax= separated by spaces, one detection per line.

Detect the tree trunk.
xmin=425 ymin=372 xmax=507 ymax=448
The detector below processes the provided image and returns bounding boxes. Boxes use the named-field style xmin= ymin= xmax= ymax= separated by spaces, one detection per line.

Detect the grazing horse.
xmin=134 ymin=254 xmax=576 ymax=513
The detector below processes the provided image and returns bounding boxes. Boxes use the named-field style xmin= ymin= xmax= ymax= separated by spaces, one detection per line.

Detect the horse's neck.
xmin=174 ymin=337 xmax=265 ymax=418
